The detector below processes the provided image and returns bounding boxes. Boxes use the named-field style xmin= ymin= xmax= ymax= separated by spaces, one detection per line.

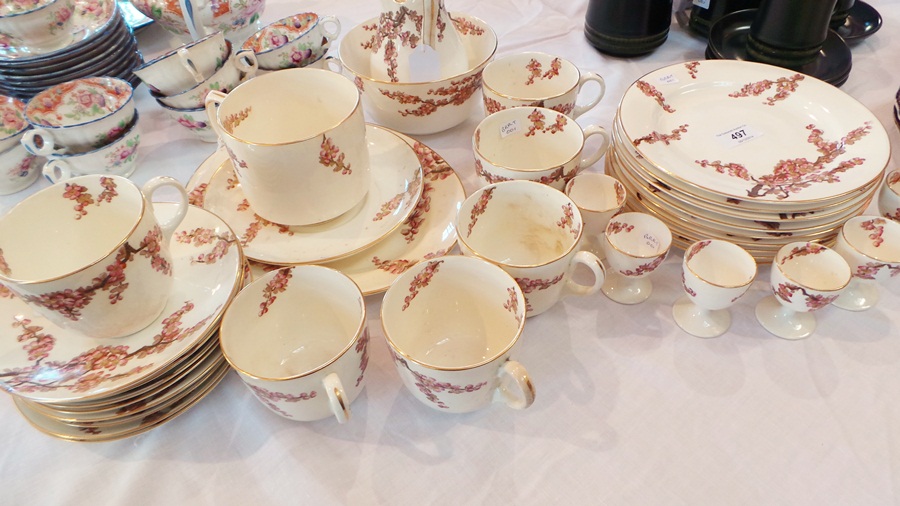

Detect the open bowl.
xmin=340 ymin=13 xmax=496 ymax=135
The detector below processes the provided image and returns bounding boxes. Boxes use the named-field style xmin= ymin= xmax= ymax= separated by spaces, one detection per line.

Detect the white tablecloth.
xmin=2 ymin=0 xmax=899 ymax=503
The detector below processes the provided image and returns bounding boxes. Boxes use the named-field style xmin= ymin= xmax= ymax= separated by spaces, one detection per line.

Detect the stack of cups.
xmin=240 ymin=12 xmax=341 ymax=72
xmin=21 ymin=77 xmax=139 ymax=184
xmin=0 ymin=94 xmax=41 ymax=195
xmin=134 ymin=31 xmax=258 ymax=143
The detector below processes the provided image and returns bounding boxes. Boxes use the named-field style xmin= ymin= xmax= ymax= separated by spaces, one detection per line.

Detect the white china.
xmin=129 ymin=0 xmax=265 ymax=41
xmin=156 ymin=100 xmax=217 ymax=143
xmin=473 ymin=106 xmax=610 ymax=191
xmin=154 ymin=46 xmax=257 ymax=109
xmin=458 ymin=180 xmax=605 ymax=316
xmin=832 ymin=216 xmax=900 ymax=311
xmin=201 ymin=125 xmax=423 ymax=265
xmin=564 ymin=172 xmax=626 ymax=258
xmin=41 ymin=111 xmax=140 ymax=182
xmin=242 ymin=12 xmax=340 ymax=70
xmin=0 ymin=0 xmax=77 ymax=53
xmin=0 ymin=142 xmax=41 ymax=194
xmin=755 ymin=242 xmax=851 ymax=340
xmin=381 ymin=255 xmax=535 ymax=413
xmin=0 ymin=94 xmax=29 ymax=152
xmin=206 ymin=68 xmax=370 ymax=226
xmin=879 ymin=170 xmax=900 ymax=221
xmin=132 ymin=31 xmax=229 ymax=96
xmin=482 ymin=51 xmax=606 ymax=118
xmin=0 ymin=203 xmax=244 ymax=402
xmin=0 ymin=0 xmax=116 ymax=60
xmin=673 ymin=239 xmax=757 ymax=338
xmin=601 ymin=211 xmax=672 ymax=305
xmin=220 ymin=265 xmax=368 ymax=423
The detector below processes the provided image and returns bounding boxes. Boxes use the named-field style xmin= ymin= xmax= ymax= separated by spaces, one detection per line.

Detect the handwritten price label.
xmin=500 ymin=120 xmax=520 ymax=138
xmin=657 ymin=73 xmax=679 ymax=85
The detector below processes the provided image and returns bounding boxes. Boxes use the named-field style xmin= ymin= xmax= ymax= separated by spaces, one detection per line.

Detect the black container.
xmin=746 ymin=0 xmax=839 ymax=67
xmin=584 ymin=0 xmax=673 ymax=57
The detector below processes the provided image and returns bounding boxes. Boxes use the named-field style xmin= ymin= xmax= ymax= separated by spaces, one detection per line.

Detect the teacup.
xmin=155 ymin=100 xmax=217 ymax=143
xmin=0 ymin=0 xmax=76 ymax=51
xmin=601 ymin=212 xmax=672 ymax=304
xmin=0 ymin=94 xmax=29 ymax=153
xmin=205 ymin=67 xmax=370 ymax=226
xmin=42 ymin=112 xmax=141 ymax=182
xmin=832 ymin=216 xmax=900 ymax=311
xmin=381 ymin=255 xmax=534 ymax=413
xmin=755 ymin=242 xmax=851 ymax=340
xmin=0 ymin=142 xmax=42 ymax=195
xmin=457 ymin=180 xmax=606 ymax=316
xmin=220 ymin=265 xmax=369 ymax=423
xmin=23 ymin=76 xmax=135 ymax=156
xmin=482 ymin=52 xmax=606 ymax=118
xmin=0 ymin=174 xmax=189 ymax=339
xmin=673 ymin=239 xmax=757 ymax=338
xmin=879 ymin=170 xmax=900 ymax=221
xmin=473 ymin=106 xmax=610 ymax=190
xmin=133 ymin=31 xmax=229 ymax=96
xmin=153 ymin=47 xmax=258 ymax=109
xmin=242 ymin=12 xmax=340 ymax=70
xmin=564 ymin=172 xmax=627 ymax=258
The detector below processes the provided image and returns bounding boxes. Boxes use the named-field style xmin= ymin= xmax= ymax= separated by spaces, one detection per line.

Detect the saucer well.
xmin=202 ymin=124 xmax=424 ymax=265
xmin=0 ymin=203 xmax=244 ymax=403
xmin=834 ymin=0 xmax=882 ymax=42
xmin=0 ymin=0 xmax=118 ymax=60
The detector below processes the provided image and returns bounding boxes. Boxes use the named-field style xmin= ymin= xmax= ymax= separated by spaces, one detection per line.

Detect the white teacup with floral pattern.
xmin=673 ymin=239 xmax=757 ymax=338
xmin=42 ymin=112 xmax=141 ymax=182
xmin=755 ymin=242 xmax=851 ymax=340
xmin=601 ymin=212 xmax=672 ymax=305
xmin=0 ymin=142 xmax=41 ymax=195
xmin=242 ymin=12 xmax=340 ymax=71
xmin=133 ymin=31 xmax=229 ymax=96
xmin=381 ymin=255 xmax=534 ymax=413
xmin=832 ymin=216 xmax=900 ymax=311
xmin=0 ymin=94 xmax=29 ymax=153
xmin=154 ymin=47 xmax=258 ymax=109
xmin=458 ymin=180 xmax=606 ymax=317
xmin=205 ymin=67 xmax=370 ymax=226
xmin=0 ymin=174 xmax=189 ymax=339
xmin=23 ymin=77 xmax=135 ymax=156
xmin=220 ymin=265 xmax=369 ymax=423
xmin=482 ymin=52 xmax=606 ymax=118
xmin=156 ymin=100 xmax=217 ymax=143
xmin=0 ymin=0 xmax=76 ymax=51
xmin=473 ymin=106 xmax=610 ymax=191
xmin=564 ymin=172 xmax=626 ymax=258
xmin=878 ymin=170 xmax=900 ymax=222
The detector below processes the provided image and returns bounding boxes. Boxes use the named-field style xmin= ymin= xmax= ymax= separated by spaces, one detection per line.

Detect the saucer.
xmin=244 ymin=131 xmax=464 ymax=294
xmin=202 ymin=125 xmax=424 ymax=265
xmin=706 ymin=9 xmax=852 ymax=87
xmin=0 ymin=0 xmax=118 ymax=60
xmin=834 ymin=0 xmax=882 ymax=42
xmin=0 ymin=203 xmax=244 ymax=403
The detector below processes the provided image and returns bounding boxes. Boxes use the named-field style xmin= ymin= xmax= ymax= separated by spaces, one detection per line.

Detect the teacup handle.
xmin=42 ymin=159 xmax=73 ymax=183
xmin=142 ymin=176 xmax=189 ymax=237
xmin=319 ymin=15 xmax=341 ymax=42
xmin=322 ymin=55 xmax=343 ymax=74
xmin=204 ymin=90 xmax=228 ymax=141
xmin=22 ymin=128 xmax=65 ymax=157
xmin=176 ymin=47 xmax=206 ymax=83
xmin=573 ymin=71 xmax=606 ymax=118
xmin=493 ymin=360 xmax=535 ymax=410
xmin=322 ymin=372 xmax=351 ymax=423
xmin=232 ymin=48 xmax=259 ymax=78
xmin=564 ymin=250 xmax=606 ymax=297
xmin=580 ymin=125 xmax=611 ymax=171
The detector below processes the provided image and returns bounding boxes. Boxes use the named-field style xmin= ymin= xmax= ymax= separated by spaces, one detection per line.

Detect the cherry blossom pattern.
xmin=684 ymin=61 xmax=700 ymax=79
xmin=390 ymin=349 xmax=487 ymax=409
xmin=503 ymin=286 xmax=522 ymax=325
xmin=450 ymin=14 xmax=485 ymax=35
xmin=22 ymin=225 xmax=171 ymax=322
xmin=773 ymin=282 xmax=838 ymax=310
xmin=319 ymin=137 xmax=352 ymax=175
xmin=62 ymin=176 xmax=118 ymax=219
xmin=379 ymin=73 xmax=482 ymax=117
xmin=607 ymin=220 xmax=634 ymax=235
xmin=859 ymin=218 xmax=886 ymax=247
xmin=1 ymin=300 xmax=211 ymax=394
xmin=695 ymin=123 xmax=873 ymax=199
xmin=466 ymin=186 xmax=495 ymax=236
xmin=360 ymin=6 xmax=426 ymax=83
xmin=525 ymin=108 xmax=566 ymax=136
xmin=0 ymin=249 xmax=9 ymax=277
xmin=633 ymin=124 xmax=689 ymax=146
xmin=235 ymin=199 xmax=295 ymax=247
xmin=399 ymin=141 xmax=455 ymax=244
xmin=174 ymin=227 xmax=238 ymax=264
xmin=222 ymin=106 xmax=251 ymax=132
xmin=355 ymin=328 xmax=370 ymax=387
xmin=728 ymin=74 xmax=805 ymax=106
xmin=372 ymin=257 xmax=415 ymax=274
xmin=248 ymin=384 xmax=316 ymax=418
xmin=854 ymin=262 xmax=900 ymax=280
xmin=515 ymin=274 xmax=564 ymax=313
xmin=483 ymin=96 xmax=574 ymax=116
xmin=402 ymin=259 xmax=442 ymax=311
xmin=685 ymin=240 xmax=711 ymax=262
xmin=258 ymin=268 xmax=292 ymax=316
xmin=780 ymin=242 xmax=826 ymax=265
xmin=681 ymin=271 xmax=697 ymax=297
xmin=187 ymin=183 xmax=208 ymax=207
xmin=524 ymin=57 xmax=562 ymax=85
xmin=635 ymin=80 xmax=675 ymax=113
xmin=619 ymin=254 xmax=666 ymax=277
xmin=557 ymin=203 xmax=580 ymax=237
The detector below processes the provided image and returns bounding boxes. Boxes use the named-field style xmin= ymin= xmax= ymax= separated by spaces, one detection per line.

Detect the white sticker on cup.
xmin=714 ymin=124 xmax=763 ymax=148
xmin=500 ymin=120 xmax=520 ymax=138
xmin=692 ymin=0 xmax=711 ymax=8
xmin=657 ymin=73 xmax=679 ymax=85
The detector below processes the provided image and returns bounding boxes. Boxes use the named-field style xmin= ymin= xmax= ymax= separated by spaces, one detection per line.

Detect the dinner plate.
xmin=617 ymin=59 xmax=888 ymax=204
xmin=0 ymin=0 xmax=118 ymax=60
xmin=0 ymin=203 xmax=244 ymax=403
xmin=202 ymin=125 xmax=424 ymax=265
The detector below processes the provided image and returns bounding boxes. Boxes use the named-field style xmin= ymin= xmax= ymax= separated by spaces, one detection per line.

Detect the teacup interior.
xmin=778 ymin=245 xmax=850 ymax=291
xmin=483 ymin=54 xmax=578 ymax=99
xmin=606 ymin=213 xmax=671 ymax=257
xmin=476 ymin=109 xmax=582 ymax=170
xmin=566 ymin=173 xmax=624 ymax=212
xmin=843 ymin=217 xmax=900 ymax=261
xmin=687 ymin=241 xmax=756 ymax=287
xmin=0 ymin=177 xmax=142 ymax=281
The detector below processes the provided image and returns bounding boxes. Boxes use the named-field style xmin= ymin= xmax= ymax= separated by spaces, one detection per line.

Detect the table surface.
xmin=2 ymin=0 xmax=899 ymax=504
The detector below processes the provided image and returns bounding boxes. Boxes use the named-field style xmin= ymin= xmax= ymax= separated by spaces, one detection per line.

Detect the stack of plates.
xmin=607 ymin=59 xmax=889 ymax=263
xmin=2 ymin=204 xmax=245 ymax=442
xmin=0 ymin=0 xmax=142 ymax=100
xmin=186 ymin=126 xmax=466 ymax=295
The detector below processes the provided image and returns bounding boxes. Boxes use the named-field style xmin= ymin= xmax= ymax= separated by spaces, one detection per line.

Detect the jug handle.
xmin=178 ymin=0 xmax=208 ymax=40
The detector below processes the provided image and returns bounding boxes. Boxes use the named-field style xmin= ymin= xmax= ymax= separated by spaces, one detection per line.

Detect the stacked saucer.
xmin=187 ymin=126 xmax=465 ymax=295
xmin=0 ymin=0 xmax=142 ymax=100
xmin=3 ymin=204 xmax=245 ymax=441
xmin=607 ymin=59 xmax=889 ymax=263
